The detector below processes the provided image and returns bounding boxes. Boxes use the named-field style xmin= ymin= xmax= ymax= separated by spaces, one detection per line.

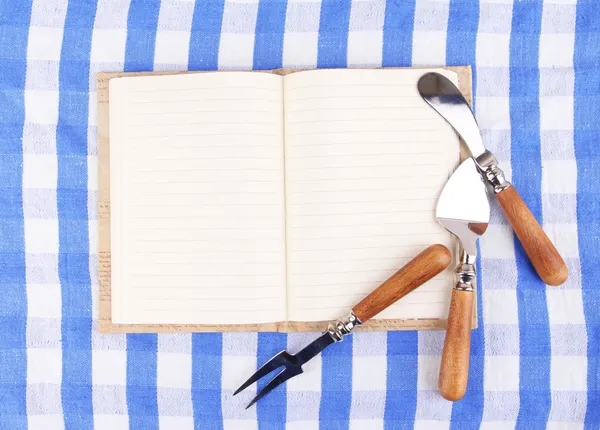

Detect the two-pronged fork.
xmin=234 ymin=244 xmax=452 ymax=408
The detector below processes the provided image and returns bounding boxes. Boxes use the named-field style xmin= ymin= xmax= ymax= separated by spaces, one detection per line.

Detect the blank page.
xmin=283 ymin=69 xmax=459 ymax=322
xmin=110 ymin=72 xmax=287 ymax=324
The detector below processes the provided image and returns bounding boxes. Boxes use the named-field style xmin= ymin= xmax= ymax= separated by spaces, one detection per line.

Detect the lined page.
xmin=283 ymin=69 xmax=459 ymax=322
xmin=110 ymin=72 xmax=287 ymax=324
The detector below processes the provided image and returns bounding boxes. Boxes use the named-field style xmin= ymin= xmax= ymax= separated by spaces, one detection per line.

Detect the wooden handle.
xmin=352 ymin=244 xmax=451 ymax=322
xmin=496 ymin=186 xmax=568 ymax=286
xmin=438 ymin=289 xmax=473 ymax=401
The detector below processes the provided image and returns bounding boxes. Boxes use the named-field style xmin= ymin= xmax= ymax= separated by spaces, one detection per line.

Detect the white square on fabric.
xmin=542 ymin=159 xmax=577 ymax=194
xmin=155 ymin=31 xmax=191 ymax=66
xmin=547 ymin=288 xmax=585 ymax=324
xmin=25 ymin=90 xmax=59 ymax=125
xmin=347 ymin=31 xmax=383 ymax=66
xmin=412 ymin=31 xmax=447 ymax=66
xmin=417 ymin=355 xmax=440 ymax=390
xmin=353 ymin=356 xmax=387 ymax=391
xmin=540 ymin=96 xmax=574 ymax=131
xmin=27 ymin=284 xmax=61 ymax=318
xmin=480 ymin=224 xmax=515 ymax=259
xmin=89 ymin=220 xmax=98 ymax=255
xmin=157 ymin=352 xmax=191 ymax=389
xmin=90 ymin=28 xmax=127 ymax=63
xmin=539 ymin=33 xmax=574 ymax=67
xmin=483 ymin=290 xmax=519 ymax=325
xmin=476 ymin=96 xmax=510 ymax=131
xmin=88 ymin=92 xmax=97 ymax=127
xmin=551 ymin=356 xmax=587 ymax=391
xmin=94 ymin=415 xmax=129 ymax=430
xmin=23 ymin=154 xmax=57 ymax=189
xmin=159 ymin=416 xmax=194 ymax=430
xmin=88 ymin=155 xmax=98 ymax=191
xmin=286 ymin=354 xmax=321 ymax=392
xmin=27 ymin=348 xmax=62 ymax=384
xmin=25 ymin=219 xmax=59 ymax=254
xmin=27 ymin=27 xmax=63 ymax=61
xmin=350 ymin=419 xmax=384 ymax=430
xmin=222 ymin=356 xmax=258 ymax=391
xmin=28 ymin=415 xmax=64 ymax=430
xmin=477 ymin=33 xmax=510 ymax=67
xmin=286 ymin=421 xmax=319 ymax=430
xmin=544 ymin=223 xmax=579 ymax=259
xmin=283 ymin=32 xmax=319 ymax=68
xmin=223 ymin=419 xmax=259 ymax=430
xmin=415 ymin=421 xmax=451 ymax=430
xmin=218 ymin=33 xmax=255 ymax=69
xmin=546 ymin=423 xmax=584 ymax=430
xmin=480 ymin=423 xmax=518 ymax=430
xmin=93 ymin=349 xmax=127 ymax=386
xmin=484 ymin=356 xmax=519 ymax=391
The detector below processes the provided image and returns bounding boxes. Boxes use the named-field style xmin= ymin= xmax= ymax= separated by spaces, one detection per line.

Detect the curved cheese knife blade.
xmin=436 ymin=158 xmax=489 ymax=401
xmin=418 ymin=72 xmax=568 ymax=286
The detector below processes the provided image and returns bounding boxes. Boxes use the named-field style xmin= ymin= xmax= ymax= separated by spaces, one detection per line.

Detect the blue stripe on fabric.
xmin=317 ymin=0 xmax=352 ymax=68
xmin=192 ymin=334 xmax=223 ymax=429
xmin=446 ymin=2 xmax=484 ymax=428
xmin=257 ymin=333 xmax=287 ymax=430
xmin=319 ymin=335 xmax=353 ymax=429
xmin=124 ymin=0 xmax=161 ymax=72
xmin=574 ymin=3 xmax=600 ymax=428
xmin=509 ymin=3 xmax=551 ymax=429
xmin=253 ymin=0 xmax=288 ymax=70
xmin=58 ymin=1 xmax=97 ymax=429
xmin=122 ymin=4 xmax=161 ymax=428
xmin=0 ymin=1 xmax=31 ymax=429
xmin=189 ymin=0 xmax=226 ymax=70
xmin=446 ymin=0 xmax=479 ymax=68
xmin=384 ymin=332 xmax=418 ymax=429
xmin=126 ymin=335 xmax=158 ymax=430
xmin=382 ymin=0 xmax=416 ymax=67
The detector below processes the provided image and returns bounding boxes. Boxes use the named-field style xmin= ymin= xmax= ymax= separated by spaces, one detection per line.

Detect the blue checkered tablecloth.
xmin=1 ymin=0 xmax=598 ymax=428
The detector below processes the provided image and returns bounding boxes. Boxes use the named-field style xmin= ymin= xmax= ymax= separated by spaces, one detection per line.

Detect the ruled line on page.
xmin=126 ymin=120 xmax=277 ymax=127
xmin=288 ymin=128 xmax=445 ymax=136
xmin=128 ymin=85 xmax=280 ymax=93
xmin=287 ymin=117 xmax=436 ymax=125
xmin=128 ymin=108 xmax=275 ymax=115
xmin=130 ymin=96 xmax=280 ymax=104
xmin=127 ymin=132 xmax=278 ymax=139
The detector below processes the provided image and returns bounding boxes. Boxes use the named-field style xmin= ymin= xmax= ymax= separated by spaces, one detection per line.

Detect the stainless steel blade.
xmin=436 ymin=158 xmax=490 ymax=256
xmin=418 ymin=72 xmax=486 ymax=159
xmin=234 ymin=331 xmax=336 ymax=407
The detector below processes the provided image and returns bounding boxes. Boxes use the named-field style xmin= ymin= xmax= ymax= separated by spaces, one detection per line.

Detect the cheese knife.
xmin=234 ymin=244 xmax=451 ymax=408
xmin=418 ymin=72 xmax=568 ymax=286
xmin=436 ymin=158 xmax=490 ymax=401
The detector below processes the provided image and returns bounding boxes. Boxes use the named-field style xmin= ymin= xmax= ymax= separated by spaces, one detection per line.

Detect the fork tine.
xmin=233 ymin=350 xmax=289 ymax=396
xmin=245 ymin=369 xmax=297 ymax=409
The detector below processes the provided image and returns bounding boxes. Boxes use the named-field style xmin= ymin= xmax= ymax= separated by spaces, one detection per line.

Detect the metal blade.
xmin=233 ymin=350 xmax=292 ymax=396
xmin=243 ymin=333 xmax=336 ymax=408
xmin=245 ymin=368 xmax=299 ymax=409
xmin=436 ymin=158 xmax=490 ymax=256
xmin=418 ymin=72 xmax=486 ymax=158
xmin=293 ymin=331 xmax=337 ymax=366
xmin=234 ymin=332 xmax=336 ymax=404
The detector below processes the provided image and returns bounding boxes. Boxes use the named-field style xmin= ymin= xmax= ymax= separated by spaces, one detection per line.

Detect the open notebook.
xmin=98 ymin=67 xmax=471 ymax=333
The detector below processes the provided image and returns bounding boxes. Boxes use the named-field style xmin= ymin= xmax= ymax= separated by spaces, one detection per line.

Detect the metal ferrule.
xmin=327 ymin=312 xmax=362 ymax=342
xmin=455 ymin=249 xmax=476 ymax=292
xmin=475 ymin=150 xmax=512 ymax=194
